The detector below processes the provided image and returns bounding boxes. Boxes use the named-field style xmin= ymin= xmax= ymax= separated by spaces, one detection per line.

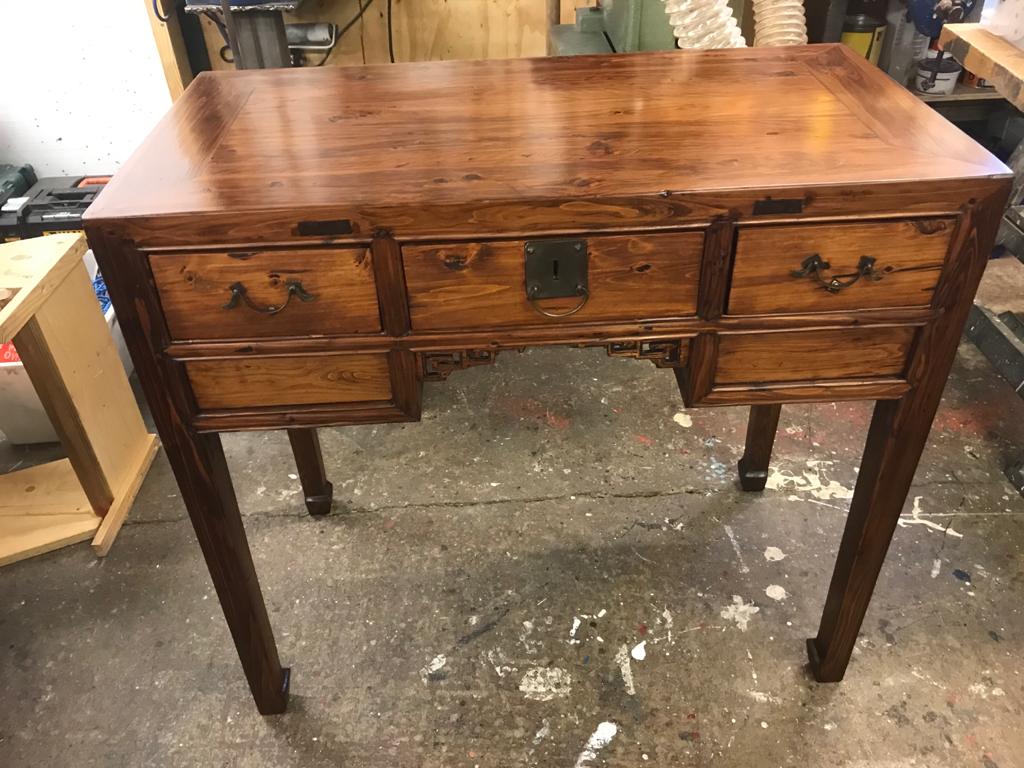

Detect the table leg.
xmin=287 ymin=428 xmax=333 ymax=516
xmin=174 ymin=431 xmax=290 ymax=713
xmin=807 ymin=200 xmax=1005 ymax=681
xmin=737 ymin=404 xmax=781 ymax=491
xmin=808 ymin=389 xmax=951 ymax=681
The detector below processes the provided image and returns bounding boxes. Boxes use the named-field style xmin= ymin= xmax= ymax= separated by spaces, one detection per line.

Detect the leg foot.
xmin=257 ymin=667 xmax=291 ymax=716
xmin=805 ymin=637 xmax=842 ymax=682
xmin=737 ymin=404 xmax=781 ymax=491
xmin=287 ymin=428 xmax=333 ymax=516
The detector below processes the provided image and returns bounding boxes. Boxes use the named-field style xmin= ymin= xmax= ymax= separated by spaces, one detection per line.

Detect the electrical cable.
xmin=152 ymin=0 xmax=173 ymax=23
xmin=387 ymin=0 xmax=395 ymax=63
xmin=317 ymin=0 xmax=376 ymax=67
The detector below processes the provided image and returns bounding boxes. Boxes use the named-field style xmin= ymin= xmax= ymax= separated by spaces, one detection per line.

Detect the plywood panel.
xmin=560 ymin=0 xmax=597 ymax=24
xmin=197 ymin=0 xmax=551 ymax=70
xmin=16 ymin=261 xmax=154 ymax=508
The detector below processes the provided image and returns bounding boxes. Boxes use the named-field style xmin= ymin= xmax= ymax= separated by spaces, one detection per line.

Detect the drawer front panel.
xmin=403 ymin=232 xmax=703 ymax=331
xmin=151 ymin=249 xmax=381 ymax=340
xmin=186 ymin=354 xmax=392 ymax=410
xmin=715 ymin=326 xmax=917 ymax=385
xmin=728 ymin=219 xmax=954 ymax=315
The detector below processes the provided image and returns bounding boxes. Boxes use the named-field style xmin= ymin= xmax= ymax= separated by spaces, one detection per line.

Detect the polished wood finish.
xmin=186 ymin=353 xmax=393 ymax=409
xmin=714 ymin=326 xmax=918 ymax=386
xmin=85 ymin=227 xmax=290 ymax=714
xmin=404 ymin=232 xmax=703 ymax=330
xmin=737 ymin=404 xmax=782 ymax=492
xmin=287 ymin=429 xmax=333 ymax=516
xmin=84 ymin=47 xmax=1004 ymax=232
xmin=729 ymin=219 xmax=954 ymax=315
xmin=84 ymin=46 xmax=1012 ymax=713
xmin=809 ymin=196 xmax=1006 ymax=680
xmin=149 ymin=248 xmax=380 ymax=340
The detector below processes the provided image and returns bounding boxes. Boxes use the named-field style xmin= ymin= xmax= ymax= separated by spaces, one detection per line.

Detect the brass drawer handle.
xmin=527 ymin=283 xmax=590 ymax=318
xmin=791 ymin=254 xmax=885 ymax=294
xmin=222 ymin=279 xmax=316 ymax=315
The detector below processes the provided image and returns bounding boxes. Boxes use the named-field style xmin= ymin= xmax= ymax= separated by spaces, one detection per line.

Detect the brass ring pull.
xmin=527 ymin=284 xmax=590 ymax=318
xmin=791 ymin=254 xmax=885 ymax=294
xmin=222 ymin=279 xmax=316 ymax=314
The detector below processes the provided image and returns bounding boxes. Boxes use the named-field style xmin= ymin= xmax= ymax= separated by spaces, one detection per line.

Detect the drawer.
xmin=150 ymin=248 xmax=381 ymax=340
xmin=727 ymin=219 xmax=954 ymax=315
xmin=715 ymin=326 xmax=917 ymax=386
xmin=186 ymin=353 xmax=392 ymax=410
xmin=403 ymin=232 xmax=703 ymax=331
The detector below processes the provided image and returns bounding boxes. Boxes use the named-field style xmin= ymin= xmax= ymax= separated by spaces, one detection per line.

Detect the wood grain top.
xmin=86 ymin=44 xmax=1009 ymax=226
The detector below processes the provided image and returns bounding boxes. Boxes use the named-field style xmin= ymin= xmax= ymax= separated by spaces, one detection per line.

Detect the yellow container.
xmin=841 ymin=14 xmax=886 ymax=66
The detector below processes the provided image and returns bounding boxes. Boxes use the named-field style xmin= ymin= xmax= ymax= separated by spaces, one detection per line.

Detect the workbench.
xmin=83 ymin=45 xmax=1010 ymax=713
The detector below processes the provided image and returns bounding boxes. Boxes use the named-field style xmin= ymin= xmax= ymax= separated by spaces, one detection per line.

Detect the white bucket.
xmin=914 ymin=55 xmax=962 ymax=95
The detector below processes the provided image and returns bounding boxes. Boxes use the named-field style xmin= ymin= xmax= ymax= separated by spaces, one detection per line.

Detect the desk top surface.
xmin=86 ymin=44 xmax=1009 ymax=224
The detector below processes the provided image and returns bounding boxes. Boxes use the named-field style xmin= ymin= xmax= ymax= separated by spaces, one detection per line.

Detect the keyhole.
xmin=552 ymin=259 xmax=560 ymax=281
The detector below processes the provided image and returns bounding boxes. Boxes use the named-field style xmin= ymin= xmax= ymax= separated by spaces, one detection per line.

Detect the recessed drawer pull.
xmin=222 ymin=279 xmax=316 ymax=315
xmin=791 ymin=254 xmax=886 ymax=294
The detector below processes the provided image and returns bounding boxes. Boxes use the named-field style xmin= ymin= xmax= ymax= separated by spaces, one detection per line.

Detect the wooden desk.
xmin=84 ymin=45 xmax=1011 ymax=714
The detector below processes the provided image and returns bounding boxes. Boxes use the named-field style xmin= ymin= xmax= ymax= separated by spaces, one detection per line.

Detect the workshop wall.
xmin=199 ymin=0 xmax=557 ymax=69
xmin=0 ymin=1 xmax=171 ymax=176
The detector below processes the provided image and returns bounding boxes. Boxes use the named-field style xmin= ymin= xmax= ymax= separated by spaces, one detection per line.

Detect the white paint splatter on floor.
xmin=931 ymin=558 xmax=942 ymax=578
xmin=896 ymin=496 xmax=964 ymax=538
xmin=485 ymin=648 xmax=516 ymax=678
xmin=672 ymin=412 xmax=693 ymax=428
xmin=748 ymin=690 xmax=782 ymax=704
xmin=419 ymin=654 xmax=446 ymax=683
xmin=631 ymin=641 xmax=647 ymax=661
xmin=766 ymin=460 xmax=852 ymax=500
xmin=723 ymin=525 xmax=750 ymax=574
xmin=519 ymin=667 xmax=571 ymax=701
xmin=532 ymin=718 xmax=550 ymax=745
xmin=569 ymin=616 xmax=582 ymax=643
xmin=720 ymin=595 xmax=760 ymax=631
xmin=968 ymin=682 xmax=1005 ymax=699
xmin=614 ymin=644 xmax=636 ymax=695
xmin=765 ymin=584 xmax=788 ymax=601
xmin=574 ymin=721 xmax=618 ymax=768
xmin=763 ymin=546 xmax=787 ymax=562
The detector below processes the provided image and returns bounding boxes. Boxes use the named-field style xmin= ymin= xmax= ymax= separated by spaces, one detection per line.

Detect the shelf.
xmin=916 ymin=82 xmax=1003 ymax=103
xmin=940 ymin=24 xmax=1024 ymax=111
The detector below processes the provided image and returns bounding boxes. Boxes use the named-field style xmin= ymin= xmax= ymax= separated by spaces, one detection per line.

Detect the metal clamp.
xmin=527 ymin=283 xmax=590 ymax=318
xmin=791 ymin=254 xmax=885 ymax=294
xmin=222 ymin=279 xmax=316 ymax=315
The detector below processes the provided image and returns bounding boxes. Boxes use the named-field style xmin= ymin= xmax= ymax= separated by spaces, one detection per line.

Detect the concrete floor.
xmin=1 ymin=343 xmax=1023 ymax=767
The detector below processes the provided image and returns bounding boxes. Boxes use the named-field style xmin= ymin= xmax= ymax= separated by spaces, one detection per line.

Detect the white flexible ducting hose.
xmin=662 ymin=0 xmax=746 ymax=49
xmin=752 ymin=0 xmax=808 ymax=46
xmin=662 ymin=0 xmax=808 ymax=50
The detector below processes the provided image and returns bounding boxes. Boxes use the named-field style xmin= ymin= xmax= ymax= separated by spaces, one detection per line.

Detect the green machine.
xmin=549 ymin=0 xmax=678 ymax=55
